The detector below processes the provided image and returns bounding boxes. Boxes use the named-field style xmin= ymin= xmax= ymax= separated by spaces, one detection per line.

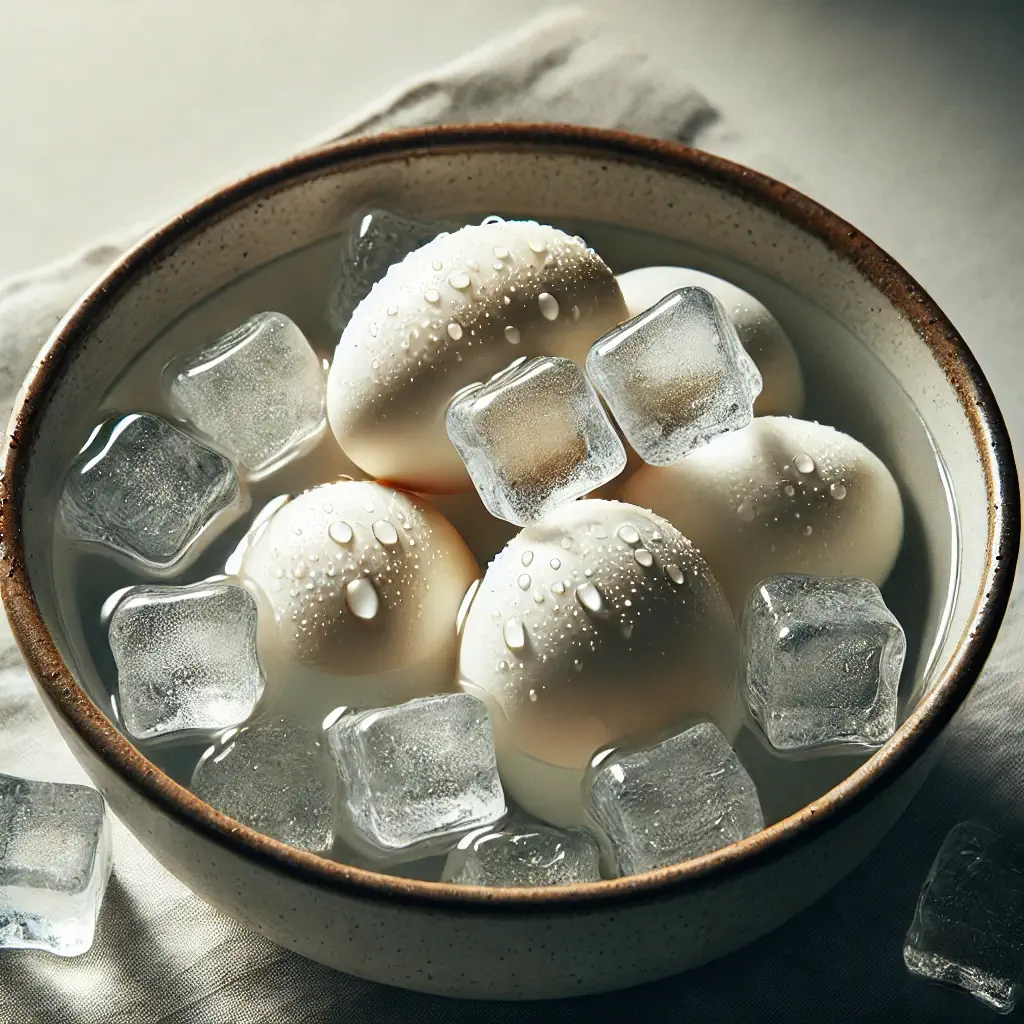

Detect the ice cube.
xmin=108 ymin=581 xmax=264 ymax=740
xmin=443 ymin=823 xmax=601 ymax=887
xmin=585 ymin=722 xmax=763 ymax=875
xmin=59 ymin=412 xmax=245 ymax=574
xmin=191 ymin=720 xmax=332 ymax=853
xmin=905 ymin=822 xmax=1024 ymax=1014
xmin=0 ymin=773 xmax=112 ymax=956
xmin=586 ymin=286 xmax=762 ymax=465
xmin=446 ymin=356 xmax=626 ymax=525
xmin=166 ymin=312 xmax=325 ymax=477
xmin=326 ymin=208 xmax=455 ymax=332
xmin=327 ymin=693 xmax=506 ymax=862
xmin=742 ymin=574 xmax=905 ymax=753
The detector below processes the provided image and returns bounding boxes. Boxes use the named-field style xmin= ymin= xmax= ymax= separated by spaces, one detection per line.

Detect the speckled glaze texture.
xmin=0 ymin=126 xmax=1017 ymax=999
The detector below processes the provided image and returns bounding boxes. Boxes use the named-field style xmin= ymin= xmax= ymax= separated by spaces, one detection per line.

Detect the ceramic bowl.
xmin=1 ymin=125 xmax=1017 ymax=1000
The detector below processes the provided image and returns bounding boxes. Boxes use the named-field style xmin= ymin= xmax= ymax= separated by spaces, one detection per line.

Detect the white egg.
xmin=616 ymin=266 xmax=805 ymax=416
xmin=237 ymin=480 xmax=478 ymax=725
xmin=328 ymin=220 xmax=628 ymax=493
xmin=457 ymin=499 xmax=741 ymax=826
xmin=620 ymin=416 xmax=903 ymax=613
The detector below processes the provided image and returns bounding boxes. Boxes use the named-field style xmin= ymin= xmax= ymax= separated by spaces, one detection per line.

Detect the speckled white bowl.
xmin=1 ymin=126 xmax=1017 ymax=999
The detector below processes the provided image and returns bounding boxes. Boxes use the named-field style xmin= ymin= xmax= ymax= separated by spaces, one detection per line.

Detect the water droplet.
xmin=783 ymin=483 xmax=796 ymax=497
xmin=504 ymin=617 xmax=526 ymax=651
xmin=617 ymin=524 xmax=640 ymax=545
xmin=369 ymin=322 xmax=379 ymax=338
xmin=424 ymin=287 xmax=441 ymax=304
xmin=571 ymin=304 xmax=581 ymax=322
xmin=529 ymin=239 xmax=547 ymax=254
xmin=533 ymin=590 xmax=546 ymax=604
xmin=634 ymin=548 xmax=654 ymax=567
xmin=575 ymin=582 xmax=604 ymax=615
xmin=323 ymin=503 xmax=334 ymax=514
xmin=549 ymin=557 xmax=561 ymax=570
xmin=803 ymin=524 xmax=814 ymax=536
xmin=466 ymin=258 xmax=479 ymax=271
xmin=737 ymin=501 xmax=755 ymax=522
xmin=538 ymin=292 xmax=559 ymax=320
xmin=371 ymin=358 xmax=380 ymax=370
xmin=830 ymin=482 xmax=847 ymax=500
xmin=431 ymin=259 xmax=444 ymax=271
xmin=560 ymin=536 xmax=573 ymax=550
xmin=372 ymin=520 xmax=399 ymax=546
xmin=293 ymin=561 xmax=308 ymax=580
xmin=504 ymin=325 xmax=521 ymax=345
xmin=386 ymin=304 xmax=398 ymax=316
xmin=621 ymin=621 xmax=634 ymax=639
xmin=491 ymin=609 xmax=502 ymax=621
xmin=345 ymin=578 xmax=379 ymax=620
xmin=551 ymin=581 xmax=566 ymax=596
xmin=492 ymin=245 xmax=509 ymax=259
xmin=651 ymin=531 xmax=662 ymax=542
xmin=498 ymin=660 xmax=509 ymax=672
xmin=447 ymin=322 xmax=463 ymax=340
xmin=528 ymin=689 xmax=539 ymax=702
xmin=328 ymin=521 xmax=353 ymax=545
xmin=573 ymin=658 xmax=584 ymax=672
xmin=518 ymin=574 xmax=532 ymax=590
xmin=521 ymin=550 xmax=534 ymax=566
xmin=666 ymin=564 xmax=685 ymax=585
xmin=364 ymin=501 xmax=375 ymax=513
xmin=449 ymin=271 xmax=471 ymax=290
xmin=795 ymin=453 xmax=815 ymax=474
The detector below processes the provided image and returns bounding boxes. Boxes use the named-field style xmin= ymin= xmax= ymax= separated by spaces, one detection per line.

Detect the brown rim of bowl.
xmin=1 ymin=124 xmax=1018 ymax=913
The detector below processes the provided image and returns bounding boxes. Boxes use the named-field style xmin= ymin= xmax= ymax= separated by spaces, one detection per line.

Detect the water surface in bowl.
xmin=48 ymin=218 xmax=961 ymax=847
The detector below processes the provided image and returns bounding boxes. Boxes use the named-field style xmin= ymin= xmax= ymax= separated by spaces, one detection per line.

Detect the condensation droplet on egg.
xmin=386 ymin=304 xmax=398 ymax=316
xmin=521 ymin=551 xmax=534 ymax=566
xmin=518 ymin=574 xmax=532 ymax=590
xmin=783 ymin=484 xmax=796 ymax=497
xmin=533 ymin=590 xmax=545 ymax=604
xmin=372 ymin=520 xmax=399 ymax=546
xmin=737 ymin=501 xmax=755 ymax=522
xmin=575 ymin=582 xmax=604 ymax=615
xmin=634 ymin=548 xmax=654 ymax=567
xmin=327 ymin=521 xmax=354 ymax=545
xmin=551 ymin=581 xmax=566 ymax=596
xmin=449 ymin=271 xmax=471 ymax=290
xmin=504 ymin=325 xmax=521 ymax=345
xmin=830 ymin=482 xmax=848 ymax=500
xmin=795 ymin=453 xmax=816 ymax=474
xmin=504 ymin=617 xmax=526 ymax=651
xmin=538 ymin=292 xmax=559 ymax=320
xmin=621 ymin=621 xmax=634 ymax=639
xmin=528 ymin=689 xmax=538 ymax=702
xmin=617 ymin=525 xmax=640 ymax=545
xmin=549 ymin=557 xmax=561 ymax=570
xmin=573 ymin=658 xmax=584 ymax=672
xmin=666 ymin=564 xmax=685 ymax=585
xmin=498 ymin=660 xmax=509 ymax=672
xmin=424 ymin=288 xmax=441 ymax=304
xmin=345 ymin=578 xmax=379 ymax=620
xmin=571 ymin=304 xmax=581 ymax=322
xmin=431 ymin=259 xmax=444 ymax=272
xmin=323 ymin=503 xmax=334 ymax=514
xmin=803 ymin=525 xmax=814 ymax=536
xmin=364 ymin=501 xmax=375 ymax=513
xmin=560 ymin=536 xmax=573 ymax=550
xmin=293 ymin=561 xmax=308 ymax=580
xmin=447 ymin=322 xmax=464 ymax=341
xmin=466 ymin=258 xmax=479 ymax=272
xmin=529 ymin=239 xmax=546 ymax=253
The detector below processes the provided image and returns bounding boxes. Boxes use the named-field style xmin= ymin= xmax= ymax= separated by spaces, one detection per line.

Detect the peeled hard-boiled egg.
xmin=621 ymin=416 xmax=903 ymax=612
xmin=616 ymin=266 xmax=805 ymax=416
xmin=458 ymin=499 xmax=741 ymax=826
xmin=327 ymin=220 xmax=628 ymax=493
xmin=237 ymin=480 xmax=478 ymax=725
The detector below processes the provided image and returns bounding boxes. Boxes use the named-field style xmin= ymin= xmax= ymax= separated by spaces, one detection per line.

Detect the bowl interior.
xmin=14 ymin=134 xmax=998 ymax=875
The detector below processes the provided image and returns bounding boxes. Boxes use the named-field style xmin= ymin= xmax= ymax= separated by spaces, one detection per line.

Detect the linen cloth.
xmin=0 ymin=7 xmax=1020 ymax=1022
